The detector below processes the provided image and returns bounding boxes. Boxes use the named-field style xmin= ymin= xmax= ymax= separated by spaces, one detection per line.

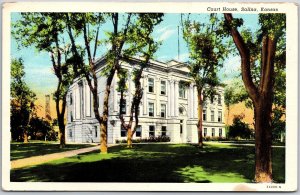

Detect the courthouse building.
xmin=65 ymin=57 xmax=226 ymax=144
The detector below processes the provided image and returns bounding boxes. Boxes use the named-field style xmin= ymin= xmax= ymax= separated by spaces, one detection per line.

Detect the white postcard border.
xmin=2 ymin=2 xmax=298 ymax=192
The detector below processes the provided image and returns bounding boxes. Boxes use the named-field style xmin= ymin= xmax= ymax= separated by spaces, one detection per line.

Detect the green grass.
xmin=10 ymin=143 xmax=285 ymax=183
xmin=10 ymin=141 xmax=94 ymax=160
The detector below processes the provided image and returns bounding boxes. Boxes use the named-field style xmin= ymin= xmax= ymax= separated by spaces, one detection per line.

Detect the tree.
xmin=13 ymin=13 xmax=76 ymax=148
xmin=182 ymin=14 xmax=229 ymax=147
xmin=10 ymin=58 xmax=37 ymax=143
xmin=117 ymin=14 xmax=163 ymax=148
xmin=65 ymin=13 xmax=118 ymax=154
xmin=224 ymin=79 xmax=250 ymax=126
xmin=65 ymin=13 xmax=163 ymax=152
xmin=228 ymin=115 xmax=253 ymax=139
xmin=29 ymin=116 xmax=57 ymax=141
xmin=224 ymin=13 xmax=286 ymax=182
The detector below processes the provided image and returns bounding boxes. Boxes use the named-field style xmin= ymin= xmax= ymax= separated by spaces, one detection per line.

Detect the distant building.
xmin=66 ymin=57 xmax=225 ymax=144
xmin=45 ymin=94 xmax=51 ymax=121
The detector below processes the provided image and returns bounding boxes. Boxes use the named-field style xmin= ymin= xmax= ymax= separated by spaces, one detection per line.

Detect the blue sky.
xmin=11 ymin=13 xmax=259 ymax=100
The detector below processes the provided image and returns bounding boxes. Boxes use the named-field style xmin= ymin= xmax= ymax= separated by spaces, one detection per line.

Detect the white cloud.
xmin=155 ymin=25 xmax=177 ymax=42
xmin=155 ymin=25 xmax=174 ymax=34
xmin=158 ymin=29 xmax=176 ymax=42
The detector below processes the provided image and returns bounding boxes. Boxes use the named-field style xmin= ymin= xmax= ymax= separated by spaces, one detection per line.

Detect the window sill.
xmin=179 ymin=97 xmax=188 ymax=100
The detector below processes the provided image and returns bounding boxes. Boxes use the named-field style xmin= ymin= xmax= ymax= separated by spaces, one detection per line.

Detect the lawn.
xmin=11 ymin=141 xmax=94 ymax=160
xmin=10 ymin=143 xmax=285 ymax=183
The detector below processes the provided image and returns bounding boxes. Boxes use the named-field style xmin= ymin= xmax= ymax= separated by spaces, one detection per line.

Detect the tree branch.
xmin=224 ymin=13 xmax=259 ymax=102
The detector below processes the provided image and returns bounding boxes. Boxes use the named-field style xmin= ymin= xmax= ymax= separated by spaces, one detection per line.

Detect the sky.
xmin=10 ymin=13 xmax=259 ymax=118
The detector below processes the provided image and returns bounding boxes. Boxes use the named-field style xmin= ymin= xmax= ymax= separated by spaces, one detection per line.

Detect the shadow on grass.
xmin=11 ymin=142 xmax=94 ymax=160
xmin=11 ymin=144 xmax=285 ymax=183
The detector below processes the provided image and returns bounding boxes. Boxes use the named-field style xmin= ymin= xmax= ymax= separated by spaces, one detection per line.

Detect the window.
xmin=161 ymin=80 xmax=166 ymax=95
xmin=148 ymin=78 xmax=154 ymax=93
xmin=212 ymin=128 xmax=215 ymax=137
xmin=180 ymin=120 xmax=183 ymax=134
xmin=179 ymin=107 xmax=184 ymax=115
xmin=203 ymin=110 xmax=207 ymax=121
xmin=70 ymin=93 xmax=73 ymax=105
xmin=210 ymin=97 xmax=214 ymax=104
xmin=211 ymin=110 xmax=215 ymax=122
xmin=121 ymin=126 xmax=127 ymax=137
xmin=219 ymin=128 xmax=222 ymax=137
xmin=70 ymin=111 xmax=73 ymax=122
xmin=149 ymin=126 xmax=155 ymax=137
xmin=218 ymin=94 xmax=222 ymax=105
xmin=94 ymin=126 xmax=98 ymax=137
xmin=161 ymin=104 xmax=166 ymax=118
xmin=162 ymin=126 xmax=167 ymax=136
xmin=218 ymin=111 xmax=222 ymax=122
xmin=204 ymin=128 xmax=207 ymax=137
xmin=179 ymin=82 xmax=186 ymax=98
xmin=136 ymin=125 xmax=142 ymax=137
xmin=120 ymin=99 xmax=126 ymax=114
xmin=69 ymin=129 xmax=72 ymax=138
xmin=148 ymin=102 xmax=154 ymax=117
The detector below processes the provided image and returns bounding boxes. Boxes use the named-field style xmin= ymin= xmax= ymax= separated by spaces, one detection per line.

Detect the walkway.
xmin=11 ymin=145 xmax=102 ymax=169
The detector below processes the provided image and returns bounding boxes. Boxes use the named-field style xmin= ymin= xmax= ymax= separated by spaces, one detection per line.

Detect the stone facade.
xmin=65 ymin=57 xmax=225 ymax=144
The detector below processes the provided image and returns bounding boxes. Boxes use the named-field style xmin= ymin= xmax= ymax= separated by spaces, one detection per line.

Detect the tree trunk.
xmin=58 ymin=114 xmax=66 ymax=148
xmin=197 ymin=88 xmax=203 ymax=147
xmin=127 ymin=126 xmax=133 ymax=148
xmin=227 ymin=106 xmax=230 ymax=126
xmin=224 ymin=13 xmax=278 ymax=183
xmin=254 ymin=98 xmax=273 ymax=183
xmin=100 ymin=120 xmax=108 ymax=153
xmin=23 ymin=105 xmax=34 ymax=144
xmin=23 ymin=129 xmax=29 ymax=143
xmin=99 ymin=78 xmax=114 ymax=154
xmin=54 ymin=86 xmax=67 ymax=149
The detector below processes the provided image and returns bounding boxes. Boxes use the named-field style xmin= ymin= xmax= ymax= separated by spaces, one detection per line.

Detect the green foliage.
xmin=203 ymin=136 xmax=227 ymax=142
xmin=271 ymin=108 xmax=285 ymax=142
xmin=228 ymin=115 xmax=254 ymax=139
xmin=10 ymin=58 xmax=37 ymax=141
xmin=182 ymin=14 xmax=229 ymax=100
xmin=224 ymin=15 xmax=286 ymax=138
xmin=224 ymin=79 xmax=251 ymax=108
xmin=258 ymin=14 xmax=286 ymax=39
xmin=13 ymin=13 xmax=76 ymax=101
xmin=115 ymin=13 xmax=164 ymax=120
xmin=28 ymin=117 xmax=57 ymax=141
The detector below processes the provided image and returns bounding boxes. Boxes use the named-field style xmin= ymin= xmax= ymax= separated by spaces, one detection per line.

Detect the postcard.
xmin=2 ymin=1 xmax=298 ymax=192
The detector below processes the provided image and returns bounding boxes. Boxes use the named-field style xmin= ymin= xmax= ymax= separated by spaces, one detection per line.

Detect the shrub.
xmin=228 ymin=115 xmax=254 ymax=139
xmin=203 ymin=136 xmax=227 ymax=141
xmin=115 ymin=135 xmax=171 ymax=144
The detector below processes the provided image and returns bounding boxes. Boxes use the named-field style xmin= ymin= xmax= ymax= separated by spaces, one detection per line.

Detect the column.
xmin=156 ymin=76 xmax=160 ymax=116
xmin=143 ymin=74 xmax=148 ymax=115
xmin=188 ymin=84 xmax=193 ymax=118
xmin=75 ymin=85 xmax=80 ymax=119
xmin=113 ymin=72 xmax=118 ymax=112
xmin=167 ymin=80 xmax=171 ymax=117
xmin=128 ymin=71 xmax=132 ymax=109
xmin=170 ymin=80 xmax=174 ymax=117
xmin=193 ymin=85 xmax=197 ymax=118
xmin=174 ymin=80 xmax=179 ymax=117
